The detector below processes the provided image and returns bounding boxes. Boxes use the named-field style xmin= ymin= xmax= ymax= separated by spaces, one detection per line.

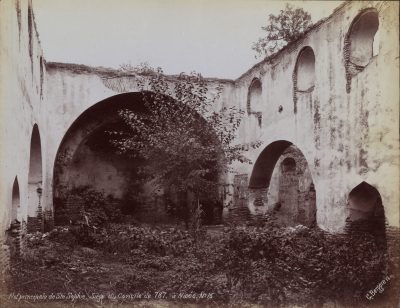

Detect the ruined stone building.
xmin=0 ymin=0 xmax=399 ymax=269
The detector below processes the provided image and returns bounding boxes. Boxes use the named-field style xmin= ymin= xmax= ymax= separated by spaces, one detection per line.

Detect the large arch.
xmin=249 ymin=140 xmax=316 ymax=226
xmin=53 ymin=92 xmax=223 ymax=226
xmin=53 ymin=93 xmax=149 ymax=224
xmin=249 ymin=140 xmax=293 ymax=189
xmin=28 ymin=124 xmax=43 ymax=218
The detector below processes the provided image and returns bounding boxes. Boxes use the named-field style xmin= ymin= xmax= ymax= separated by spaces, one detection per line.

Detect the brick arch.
xmin=344 ymin=8 xmax=379 ymax=92
xmin=346 ymin=8 xmax=379 ymax=67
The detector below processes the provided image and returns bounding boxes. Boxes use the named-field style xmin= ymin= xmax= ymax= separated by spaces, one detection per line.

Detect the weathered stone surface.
xmin=0 ymin=0 xmax=398 ymax=258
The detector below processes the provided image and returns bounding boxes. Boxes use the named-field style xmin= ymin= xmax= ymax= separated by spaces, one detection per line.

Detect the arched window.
xmin=295 ymin=47 xmax=316 ymax=92
xmin=348 ymin=9 xmax=379 ymax=67
xmin=247 ymin=78 xmax=263 ymax=126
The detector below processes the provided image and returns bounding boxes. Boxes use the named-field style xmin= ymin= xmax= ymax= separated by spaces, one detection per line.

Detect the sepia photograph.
xmin=0 ymin=0 xmax=399 ymax=307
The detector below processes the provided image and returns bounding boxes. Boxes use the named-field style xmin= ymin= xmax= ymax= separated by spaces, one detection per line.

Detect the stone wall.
xmin=0 ymin=0 xmax=398 ymax=259
xmin=0 ymin=0 xmax=46 ymax=275
xmin=41 ymin=1 xmax=399 ymax=233
xmin=227 ymin=1 xmax=399 ymax=232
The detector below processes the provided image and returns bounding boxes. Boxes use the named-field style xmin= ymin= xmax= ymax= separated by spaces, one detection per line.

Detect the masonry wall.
xmin=43 ymin=63 xmax=234 ymax=220
xmin=0 ymin=0 xmax=46 ymax=286
xmin=0 ymin=1 xmax=398 ymax=244
xmin=227 ymin=1 xmax=399 ymax=232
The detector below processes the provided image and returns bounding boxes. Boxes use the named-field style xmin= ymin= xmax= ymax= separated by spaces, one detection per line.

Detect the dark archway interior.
xmin=53 ymin=93 xmax=160 ymax=224
xmin=349 ymin=10 xmax=379 ymax=67
xmin=347 ymin=181 xmax=386 ymax=248
xmin=53 ymin=92 xmax=222 ymax=226
xmin=281 ymin=157 xmax=296 ymax=172
xmin=249 ymin=140 xmax=292 ymax=188
xmin=249 ymin=141 xmax=316 ymax=226
xmin=28 ymin=124 xmax=42 ymax=217
xmin=11 ymin=177 xmax=20 ymax=223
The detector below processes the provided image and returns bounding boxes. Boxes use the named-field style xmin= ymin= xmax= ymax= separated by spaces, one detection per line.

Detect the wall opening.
xmin=344 ymin=9 xmax=379 ymax=93
xmin=293 ymin=46 xmax=315 ymax=114
xmin=11 ymin=177 xmax=20 ymax=223
xmin=346 ymin=182 xmax=386 ymax=249
xmin=347 ymin=182 xmax=385 ymax=225
xmin=348 ymin=10 xmax=379 ymax=67
xmin=249 ymin=141 xmax=316 ymax=226
xmin=53 ymin=93 xmax=223 ymax=226
xmin=247 ymin=78 xmax=263 ymax=126
xmin=28 ymin=124 xmax=43 ymax=219
xmin=295 ymin=47 xmax=316 ymax=92
xmin=6 ymin=177 xmax=22 ymax=260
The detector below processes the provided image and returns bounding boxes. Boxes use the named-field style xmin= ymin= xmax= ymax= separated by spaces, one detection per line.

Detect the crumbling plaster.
xmin=0 ymin=0 xmax=398 ymax=241
xmin=0 ymin=0 xmax=46 ymax=237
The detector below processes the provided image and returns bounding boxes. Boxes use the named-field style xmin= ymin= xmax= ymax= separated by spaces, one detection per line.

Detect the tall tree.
xmin=252 ymin=3 xmax=312 ymax=59
xmin=110 ymin=63 xmax=260 ymax=225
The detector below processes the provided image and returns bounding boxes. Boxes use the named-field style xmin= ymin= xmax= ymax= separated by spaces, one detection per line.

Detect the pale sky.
xmin=33 ymin=0 xmax=343 ymax=79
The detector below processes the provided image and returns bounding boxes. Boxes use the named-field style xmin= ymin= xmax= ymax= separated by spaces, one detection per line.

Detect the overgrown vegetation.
xmin=108 ymin=63 xmax=260 ymax=226
xmin=7 ymin=220 xmax=399 ymax=307
xmin=252 ymin=3 xmax=312 ymax=58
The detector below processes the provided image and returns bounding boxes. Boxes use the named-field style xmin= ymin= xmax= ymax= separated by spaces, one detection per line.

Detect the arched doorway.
xmin=27 ymin=124 xmax=43 ymax=232
xmin=249 ymin=141 xmax=316 ymax=226
xmin=346 ymin=181 xmax=386 ymax=248
xmin=11 ymin=177 xmax=21 ymax=223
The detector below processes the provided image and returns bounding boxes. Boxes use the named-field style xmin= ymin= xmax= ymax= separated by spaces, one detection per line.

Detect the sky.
xmin=33 ymin=0 xmax=343 ymax=79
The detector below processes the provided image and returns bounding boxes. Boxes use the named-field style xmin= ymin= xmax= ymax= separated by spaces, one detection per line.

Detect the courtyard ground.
xmin=2 ymin=219 xmax=399 ymax=308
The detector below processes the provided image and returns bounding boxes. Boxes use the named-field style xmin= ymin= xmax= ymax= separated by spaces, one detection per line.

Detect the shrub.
xmin=220 ymin=225 xmax=387 ymax=306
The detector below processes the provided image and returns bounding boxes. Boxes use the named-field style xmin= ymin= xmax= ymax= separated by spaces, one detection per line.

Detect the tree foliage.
xmin=252 ymin=4 xmax=312 ymax=58
xmin=110 ymin=63 xmax=260 ymax=215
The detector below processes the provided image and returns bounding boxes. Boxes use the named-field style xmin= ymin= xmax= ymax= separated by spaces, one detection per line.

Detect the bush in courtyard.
xmin=220 ymin=224 xmax=387 ymax=306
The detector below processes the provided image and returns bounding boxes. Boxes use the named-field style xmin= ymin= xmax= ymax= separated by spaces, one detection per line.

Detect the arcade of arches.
xmin=2 ymin=1 xmax=398 ymax=268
